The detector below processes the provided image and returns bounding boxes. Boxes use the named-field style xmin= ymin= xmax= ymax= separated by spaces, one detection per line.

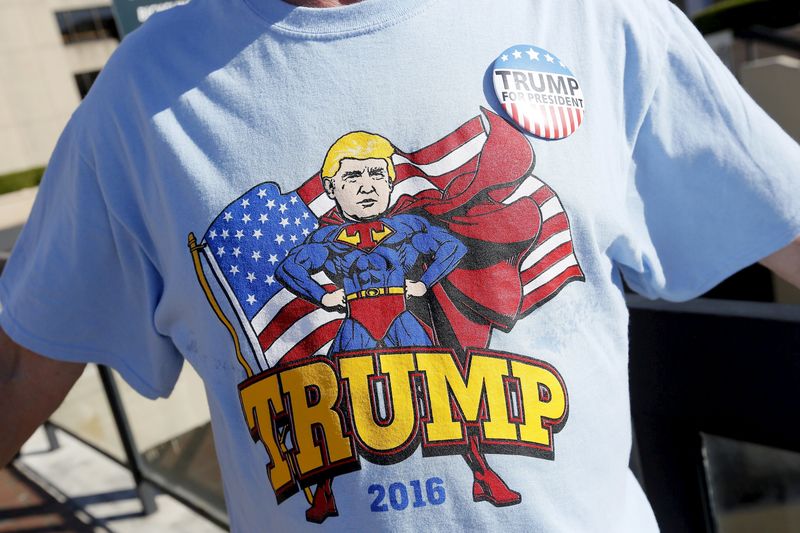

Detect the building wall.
xmin=0 ymin=0 xmax=117 ymax=175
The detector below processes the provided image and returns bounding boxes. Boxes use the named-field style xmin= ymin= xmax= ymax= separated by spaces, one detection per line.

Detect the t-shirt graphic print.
xmin=189 ymin=108 xmax=584 ymax=524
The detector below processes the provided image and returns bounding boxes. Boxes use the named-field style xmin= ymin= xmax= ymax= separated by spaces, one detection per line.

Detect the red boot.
xmin=305 ymin=478 xmax=338 ymax=524
xmin=472 ymin=468 xmax=521 ymax=507
xmin=465 ymin=435 xmax=521 ymax=507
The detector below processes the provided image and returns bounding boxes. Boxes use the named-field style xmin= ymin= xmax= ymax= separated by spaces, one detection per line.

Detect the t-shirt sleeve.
xmin=0 ymin=117 xmax=183 ymax=399
xmin=617 ymin=2 xmax=800 ymax=301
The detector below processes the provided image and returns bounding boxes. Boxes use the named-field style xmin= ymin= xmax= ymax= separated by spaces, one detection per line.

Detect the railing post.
xmin=97 ymin=365 xmax=158 ymax=515
xmin=42 ymin=421 xmax=60 ymax=451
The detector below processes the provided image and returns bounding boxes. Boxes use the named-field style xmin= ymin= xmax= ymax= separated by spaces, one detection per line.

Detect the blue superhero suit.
xmin=276 ymin=213 xmax=467 ymax=353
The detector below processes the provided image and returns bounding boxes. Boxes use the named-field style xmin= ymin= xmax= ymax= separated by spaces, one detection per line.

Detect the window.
xmin=55 ymin=7 xmax=120 ymax=45
xmin=74 ymin=70 xmax=100 ymax=99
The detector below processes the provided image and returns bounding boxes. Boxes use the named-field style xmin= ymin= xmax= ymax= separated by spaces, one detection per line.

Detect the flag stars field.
xmin=201 ymin=183 xmax=331 ymax=342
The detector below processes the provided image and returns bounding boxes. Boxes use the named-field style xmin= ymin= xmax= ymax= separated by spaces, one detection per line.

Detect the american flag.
xmin=201 ymin=114 xmax=582 ymax=372
xmin=493 ymin=46 xmax=585 ymax=140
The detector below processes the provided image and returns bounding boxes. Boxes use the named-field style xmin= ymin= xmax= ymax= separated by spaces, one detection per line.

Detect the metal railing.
xmin=628 ymin=295 xmax=800 ymax=532
xmin=0 ymin=252 xmax=229 ymax=529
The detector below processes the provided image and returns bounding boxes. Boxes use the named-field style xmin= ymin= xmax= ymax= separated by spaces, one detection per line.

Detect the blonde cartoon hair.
xmin=321 ymin=131 xmax=396 ymax=182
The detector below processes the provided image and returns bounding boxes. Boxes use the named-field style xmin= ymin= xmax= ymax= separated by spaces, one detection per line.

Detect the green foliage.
xmin=0 ymin=167 xmax=45 ymax=195
xmin=693 ymin=0 xmax=800 ymax=35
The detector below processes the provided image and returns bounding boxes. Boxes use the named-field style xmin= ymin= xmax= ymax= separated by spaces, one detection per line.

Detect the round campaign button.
xmin=492 ymin=45 xmax=586 ymax=140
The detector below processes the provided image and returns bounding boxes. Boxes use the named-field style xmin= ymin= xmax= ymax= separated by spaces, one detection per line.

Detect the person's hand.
xmin=405 ymin=280 xmax=427 ymax=298
xmin=321 ymin=289 xmax=346 ymax=309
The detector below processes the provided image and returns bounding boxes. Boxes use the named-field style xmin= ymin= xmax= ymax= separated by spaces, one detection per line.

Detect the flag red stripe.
xmin=398 ymin=116 xmax=483 ymax=166
xmin=409 ymin=155 xmax=480 ymax=191
xmin=568 ymin=107 xmax=576 ymax=134
xmin=393 ymin=154 xmax=479 ymax=185
xmin=279 ymin=320 xmax=343 ymax=364
xmin=523 ymin=265 xmax=584 ymax=309
xmin=549 ymin=106 xmax=560 ymax=139
xmin=532 ymin=184 xmax=555 ymax=205
xmin=297 ymin=174 xmax=323 ymax=205
xmin=558 ymin=107 xmax=568 ymax=136
xmin=538 ymin=212 xmax=569 ymax=242
xmin=258 ymin=297 xmax=319 ymax=352
xmin=511 ymin=102 xmax=520 ymax=125
xmin=540 ymin=105 xmax=552 ymax=139
xmin=521 ymin=242 xmax=574 ymax=284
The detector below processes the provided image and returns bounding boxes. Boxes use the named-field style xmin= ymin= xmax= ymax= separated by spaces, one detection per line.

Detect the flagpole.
xmin=188 ymin=232 xmax=254 ymax=378
xmin=188 ymin=233 xmax=313 ymax=505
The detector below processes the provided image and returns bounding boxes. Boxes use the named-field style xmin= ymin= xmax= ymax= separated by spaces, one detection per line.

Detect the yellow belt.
xmin=345 ymin=287 xmax=405 ymax=301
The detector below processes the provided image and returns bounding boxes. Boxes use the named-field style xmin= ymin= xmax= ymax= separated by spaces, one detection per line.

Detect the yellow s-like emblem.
xmin=336 ymin=221 xmax=394 ymax=251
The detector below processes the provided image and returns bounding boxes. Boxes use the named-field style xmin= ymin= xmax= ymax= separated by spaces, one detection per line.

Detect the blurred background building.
xmin=0 ymin=0 xmax=118 ymax=176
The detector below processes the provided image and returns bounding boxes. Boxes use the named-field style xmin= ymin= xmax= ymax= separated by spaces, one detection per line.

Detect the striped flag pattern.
xmin=201 ymin=115 xmax=582 ymax=372
xmin=501 ymin=100 xmax=584 ymax=141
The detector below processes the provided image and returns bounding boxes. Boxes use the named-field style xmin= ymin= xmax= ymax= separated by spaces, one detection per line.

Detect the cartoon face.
xmin=324 ymin=158 xmax=393 ymax=221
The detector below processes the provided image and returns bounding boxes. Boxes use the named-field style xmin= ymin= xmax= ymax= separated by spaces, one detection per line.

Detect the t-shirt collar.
xmin=243 ymin=0 xmax=433 ymax=38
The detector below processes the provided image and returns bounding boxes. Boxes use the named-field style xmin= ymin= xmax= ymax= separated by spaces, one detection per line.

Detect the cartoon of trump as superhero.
xmin=274 ymin=124 xmax=535 ymax=522
xmin=191 ymin=110 xmax=585 ymax=525
xmin=276 ymin=132 xmax=467 ymax=353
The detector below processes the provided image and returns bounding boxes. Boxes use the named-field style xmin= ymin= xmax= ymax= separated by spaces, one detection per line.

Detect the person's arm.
xmin=406 ymin=216 xmax=467 ymax=297
xmin=760 ymin=237 xmax=800 ymax=290
xmin=276 ymin=238 xmax=344 ymax=308
xmin=0 ymin=326 xmax=85 ymax=467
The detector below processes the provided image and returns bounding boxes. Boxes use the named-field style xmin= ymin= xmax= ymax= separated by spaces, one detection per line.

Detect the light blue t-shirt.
xmin=2 ymin=0 xmax=800 ymax=531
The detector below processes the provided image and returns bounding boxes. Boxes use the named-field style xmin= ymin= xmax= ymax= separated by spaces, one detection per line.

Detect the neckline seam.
xmin=241 ymin=0 xmax=435 ymax=40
